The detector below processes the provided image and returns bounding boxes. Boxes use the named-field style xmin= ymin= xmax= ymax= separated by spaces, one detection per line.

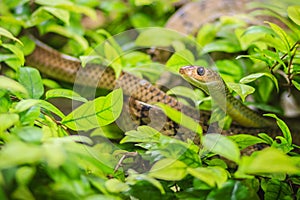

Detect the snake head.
xmin=179 ymin=66 xmax=222 ymax=95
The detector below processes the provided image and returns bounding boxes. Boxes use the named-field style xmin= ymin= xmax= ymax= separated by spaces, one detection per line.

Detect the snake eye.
xmin=196 ymin=67 xmax=205 ymax=76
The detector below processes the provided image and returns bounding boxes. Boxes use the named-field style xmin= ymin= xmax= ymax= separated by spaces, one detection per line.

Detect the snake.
xmin=24 ymin=0 xmax=300 ymax=145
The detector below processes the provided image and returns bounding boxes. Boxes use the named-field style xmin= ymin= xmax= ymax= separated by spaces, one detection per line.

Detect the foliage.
xmin=0 ymin=0 xmax=300 ymax=199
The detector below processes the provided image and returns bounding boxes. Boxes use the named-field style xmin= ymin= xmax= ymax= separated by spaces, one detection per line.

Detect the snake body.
xmin=25 ymin=0 xmax=299 ymax=144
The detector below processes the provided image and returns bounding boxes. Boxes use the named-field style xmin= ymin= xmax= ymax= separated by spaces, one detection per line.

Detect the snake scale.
xmin=25 ymin=0 xmax=300 ymax=145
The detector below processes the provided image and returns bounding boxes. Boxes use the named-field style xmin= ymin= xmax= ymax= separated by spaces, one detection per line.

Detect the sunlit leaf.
xmin=149 ymin=158 xmax=187 ymax=181
xmin=229 ymin=134 xmax=267 ymax=150
xmin=166 ymin=49 xmax=195 ymax=73
xmin=0 ymin=27 xmax=22 ymax=44
xmin=239 ymin=72 xmax=278 ymax=92
xmin=0 ymin=76 xmax=29 ymax=98
xmin=227 ymin=82 xmax=255 ymax=102
xmin=203 ymin=133 xmax=240 ymax=163
xmin=135 ymin=28 xmax=184 ymax=47
xmin=18 ymin=67 xmax=44 ymax=99
xmin=45 ymin=88 xmax=87 ymax=102
xmin=292 ymin=80 xmax=300 ymax=91
xmin=62 ymin=89 xmax=123 ymax=130
xmin=187 ymin=166 xmax=228 ymax=187
xmin=0 ymin=113 xmax=19 ymax=133
xmin=156 ymin=103 xmax=202 ymax=137
xmin=236 ymin=148 xmax=300 ymax=177
xmin=105 ymin=179 xmax=130 ymax=193
xmin=288 ymin=6 xmax=300 ymax=26
xmin=264 ymin=114 xmax=292 ymax=146
xmin=1 ymin=43 xmax=24 ymax=65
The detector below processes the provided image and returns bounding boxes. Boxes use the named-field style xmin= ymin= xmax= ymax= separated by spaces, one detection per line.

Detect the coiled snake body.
xmin=25 ymin=0 xmax=300 ymax=144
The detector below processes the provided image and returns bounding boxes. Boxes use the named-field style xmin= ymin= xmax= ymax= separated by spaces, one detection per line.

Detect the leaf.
xmin=187 ymin=166 xmax=228 ymax=187
xmin=1 ymin=43 xmax=24 ymax=65
xmin=104 ymin=41 xmax=122 ymax=78
xmin=126 ymin=169 xmax=165 ymax=194
xmin=266 ymin=22 xmax=293 ymax=52
xmin=41 ymin=6 xmax=70 ymax=25
xmin=62 ymin=89 xmax=123 ymax=130
xmin=121 ymin=126 xmax=161 ymax=144
xmin=18 ymin=67 xmax=44 ymax=99
xmin=149 ymin=158 xmax=187 ymax=181
xmin=104 ymin=179 xmax=130 ymax=193
xmin=239 ymin=72 xmax=278 ymax=92
xmin=15 ymin=99 xmax=65 ymax=119
xmin=264 ymin=179 xmax=293 ymax=200
xmin=236 ymin=148 xmax=300 ymax=177
xmin=15 ymin=126 xmax=43 ymax=143
xmin=229 ymin=134 xmax=267 ymax=150
xmin=45 ymin=89 xmax=87 ymax=102
xmin=288 ymin=6 xmax=300 ymax=26
xmin=0 ymin=113 xmax=19 ymax=133
xmin=264 ymin=114 xmax=292 ymax=146
xmin=207 ymin=180 xmax=259 ymax=200
xmin=0 ymin=76 xmax=29 ymax=98
xmin=203 ymin=134 xmax=240 ymax=163
xmin=292 ymin=80 xmax=300 ymax=91
xmin=196 ymin=23 xmax=217 ymax=47
xmin=166 ymin=49 xmax=195 ymax=73
xmin=0 ymin=141 xmax=43 ymax=169
xmin=0 ymin=27 xmax=22 ymax=44
xmin=156 ymin=103 xmax=202 ymax=137
xmin=227 ymin=82 xmax=255 ymax=102
xmin=201 ymin=39 xmax=241 ymax=54
xmin=135 ymin=28 xmax=184 ymax=47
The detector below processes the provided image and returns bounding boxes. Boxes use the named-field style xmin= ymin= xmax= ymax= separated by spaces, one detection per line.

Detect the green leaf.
xmin=1 ymin=43 xmax=24 ymax=65
xmin=0 ymin=27 xmax=22 ymax=44
xmin=264 ymin=179 xmax=293 ymax=200
xmin=187 ymin=166 xmax=228 ymax=187
xmin=266 ymin=22 xmax=293 ymax=52
xmin=0 ymin=76 xmax=29 ymax=98
xmin=227 ymin=82 xmax=255 ymax=102
xmin=166 ymin=49 xmax=195 ymax=73
xmin=292 ymin=80 xmax=300 ymax=91
xmin=149 ymin=158 xmax=187 ymax=181
xmin=104 ymin=41 xmax=122 ymax=78
xmin=105 ymin=179 xmax=130 ymax=193
xmin=126 ymin=169 xmax=165 ymax=194
xmin=135 ymin=28 xmax=184 ymax=47
xmin=15 ymin=126 xmax=43 ymax=143
xmin=18 ymin=67 xmax=44 ymax=99
xmin=45 ymin=89 xmax=87 ymax=102
xmin=121 ymin=126 xmax=160 ymax=144
xmin=229 ymin=134 xmax=267 ymax=150
xmin=0 ymin=141 xmax=43 ymax=169
xmin=207 ymin=180 xmax=259 ymax=200
xmin=264 ymin=114 xmax=292 ymax=146
xmin=41 ymin=6 xmax=70 ymax=25
xmin=288 ymin=6 xmax=300 ymax=26
xmin=16 ymin=166 xmax=36 ymax=186
xmin=62 ymin=89 xmax=123 ymax=130
xmin=236 ymin=148 xmax=300 ymax=177
xmin=156 ymin=103 xmax=202 ymax=137
xmin=196 ymin=23 xmax=217 ymax=47
xmin=201 ymin=39 xmax=241 ymax=54
xmin=239 ymin=72 xmax=278 ymax=92
xmin=203 ymin=134 xmax=240 ymax=163
xmin=0 ymin=113 xmax=19 ymax=133
xmin=15 ymin=99 xmax=65 ymax=119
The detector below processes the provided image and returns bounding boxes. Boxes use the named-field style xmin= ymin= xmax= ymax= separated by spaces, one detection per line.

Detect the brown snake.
xmin=25 ymin=0 xmax=300 ymax=145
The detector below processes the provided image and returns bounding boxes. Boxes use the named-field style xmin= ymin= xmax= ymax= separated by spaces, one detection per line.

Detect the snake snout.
xmin=179 ymin=66 xmax=194 ymax=75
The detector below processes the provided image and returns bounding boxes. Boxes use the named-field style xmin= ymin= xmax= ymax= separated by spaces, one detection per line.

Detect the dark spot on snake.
xmin=197 ymin=67 xmax=205 ymax=76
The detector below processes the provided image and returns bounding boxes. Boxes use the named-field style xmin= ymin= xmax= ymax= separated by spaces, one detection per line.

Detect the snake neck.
xmin=209 ymin=80 xmax=274 ymax=128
